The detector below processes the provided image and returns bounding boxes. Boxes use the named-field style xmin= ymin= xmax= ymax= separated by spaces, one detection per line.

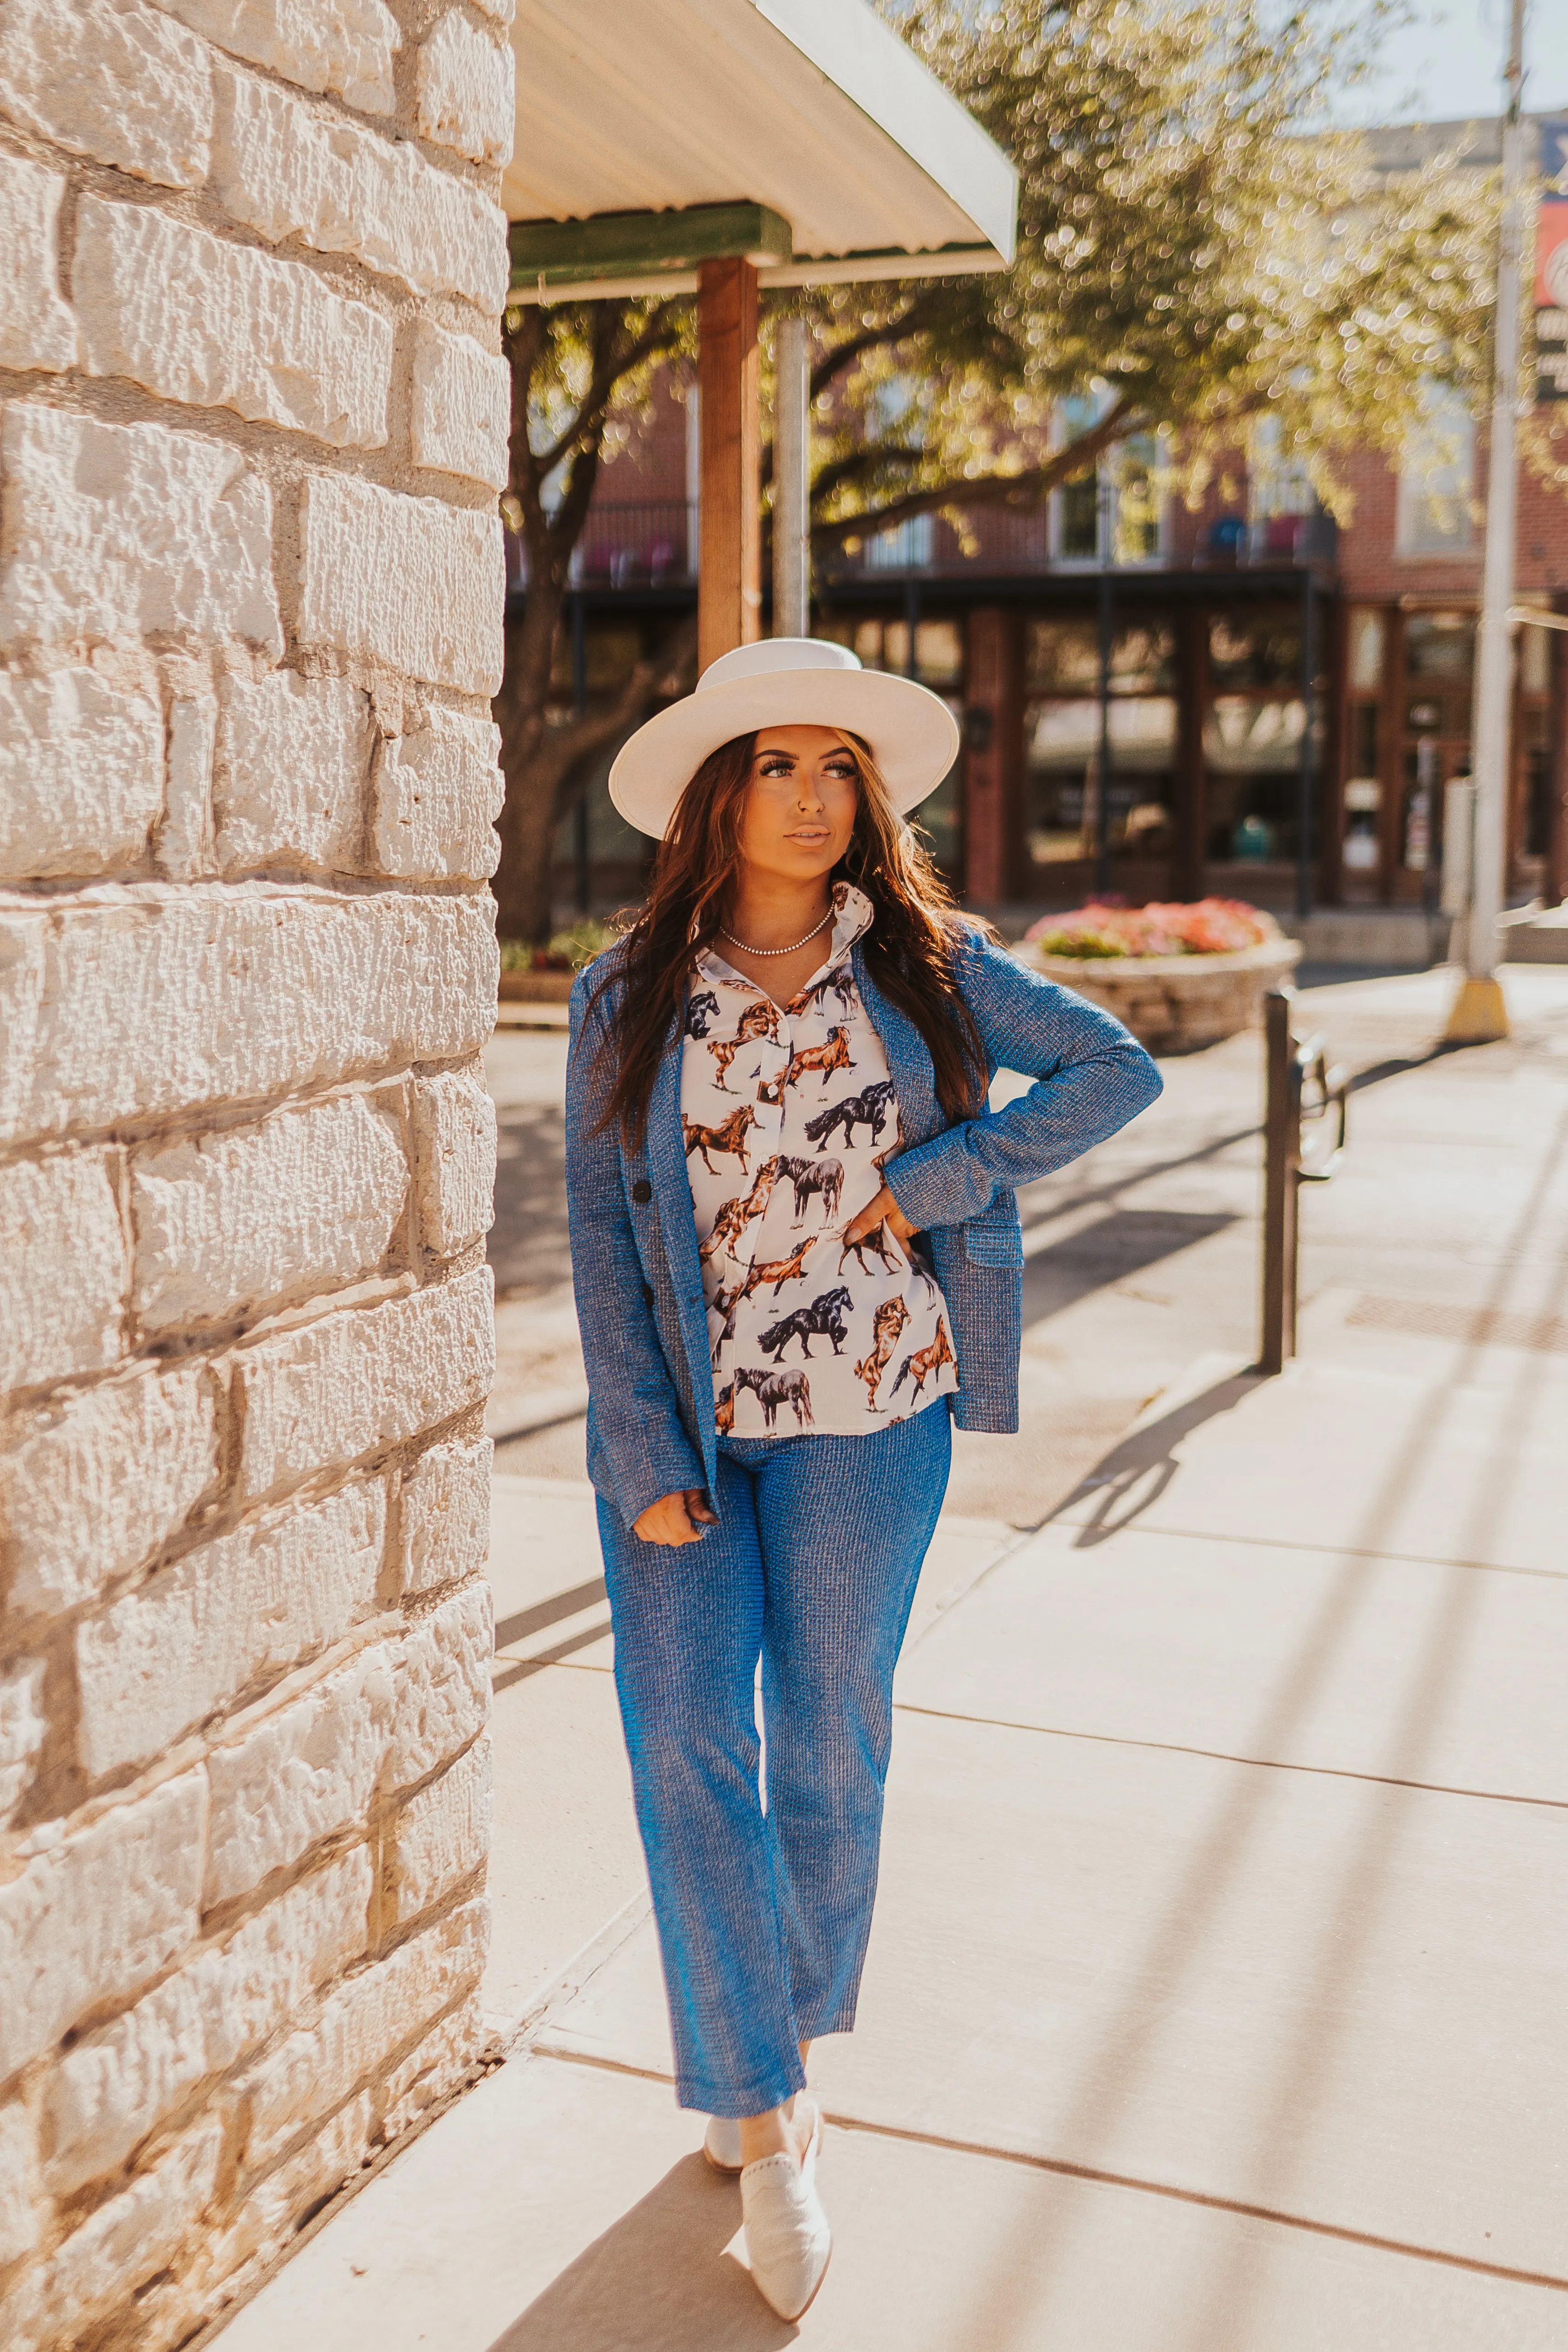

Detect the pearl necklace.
xmin=718 ymin=911 xmax=832 ymax=959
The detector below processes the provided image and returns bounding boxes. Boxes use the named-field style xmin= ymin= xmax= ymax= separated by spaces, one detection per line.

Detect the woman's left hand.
xmin=843 ymin=1183 xmax=918 ymax=1250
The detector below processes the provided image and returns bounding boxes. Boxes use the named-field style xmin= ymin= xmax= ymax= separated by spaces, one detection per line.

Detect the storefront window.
xmin=1209 ymin=609 xmax=1302 ymax=689
xmin=844 ymin=616 xmax=964 ymax=689
xmin=1404 ymin=611 xmax=1473 ymax=683
xmin=1025 ymin=697 xmax=1178 ymax=865
xmin=1027 ymin=620 xmax=1175 ymax=695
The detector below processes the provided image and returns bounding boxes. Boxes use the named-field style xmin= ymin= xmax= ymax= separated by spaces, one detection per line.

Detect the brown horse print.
xmin=683 ymin=1101 xmax=757 ymax=1176
xmin=888 ymin=1317 xmax=955 ymax=1405
xmin=778 ymin=1155 xmax=844 ymax=1227
xmin=698 ymin=1157 xmax=781 ymax=1264
xmin=854 ymin=1295 xmax=910 ymax=1412
xmin=707 ymin=999 xmax=781 ymax=1090
xmin=781 ymin=1024 xmax=853 ymax=1093
xmin=838 ymin=1219 xmax=900 ymax=1277
xmin=714 ymin=1380 xmax=736 ymax=1435
xmin=739 ymin=1234 xmax=816 ymax=1301
xmin=734 ymin=1365 xmax=814 ymax=1431
xmin=757 ymin=1285 xmax=853 ymax=1362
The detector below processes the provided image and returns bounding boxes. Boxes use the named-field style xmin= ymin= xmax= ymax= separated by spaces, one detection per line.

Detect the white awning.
xmin=505 ymin=0 xmax=1018 ymax=291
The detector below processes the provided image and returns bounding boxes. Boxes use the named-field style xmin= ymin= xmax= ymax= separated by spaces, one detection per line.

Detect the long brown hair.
xmin=589 ymin=729 xmax=987 ymax=1147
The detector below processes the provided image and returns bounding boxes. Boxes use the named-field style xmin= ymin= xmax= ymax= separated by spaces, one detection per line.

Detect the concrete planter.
xmin=1019 ymin=935 xmax=1302 ymax=1053
xmin=498 ymin=969 xmax=577 ymax=1003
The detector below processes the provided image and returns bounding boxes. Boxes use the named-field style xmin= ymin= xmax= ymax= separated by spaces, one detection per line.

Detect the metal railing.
xmin=564 ymin=500 xmax=695 ymax=588
xmin=1259 ymin=988 xmax=1349 ymax=1374
xmin=526 ymin=500 xmax=1339 ymax=594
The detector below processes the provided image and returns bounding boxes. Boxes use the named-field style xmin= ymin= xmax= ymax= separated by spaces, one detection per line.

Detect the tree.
xmin=493 ymin=298 xmax=697 ymax=943
xmin=494 ymin=0 xmax=1496 ymax=938
xmin=799 ymin=0 xmax=1495 ymax=554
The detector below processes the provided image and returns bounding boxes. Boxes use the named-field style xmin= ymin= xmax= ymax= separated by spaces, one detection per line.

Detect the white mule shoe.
xmin=703 ymin=2114 xmax=743 ymax=2175
xmin=740 ymin=2100 xmax=831 ymax=2322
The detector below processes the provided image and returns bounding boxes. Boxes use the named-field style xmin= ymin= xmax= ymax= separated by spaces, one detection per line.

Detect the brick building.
xmin=533 ymin=116 xmax=1568 ymax=927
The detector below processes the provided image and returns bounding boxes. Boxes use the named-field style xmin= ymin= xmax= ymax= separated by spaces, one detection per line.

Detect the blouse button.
xmin=632 ymin=1180 xmax=652 ymax=1203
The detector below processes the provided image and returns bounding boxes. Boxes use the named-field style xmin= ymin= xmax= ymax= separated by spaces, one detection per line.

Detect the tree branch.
xmin=807 ymin=292 xmax=944 ymax=402
xmin=810 ymin=396 xmax=1141 ymax=548
xmin=532 ymin=300 xmax=686 ymax=476
xmin=538 ymin=616 xmax=699 ymax=826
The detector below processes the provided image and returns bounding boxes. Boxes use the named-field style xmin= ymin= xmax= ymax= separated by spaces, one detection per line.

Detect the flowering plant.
xmin=1026 ymin=899 xmax=1275 ymax=959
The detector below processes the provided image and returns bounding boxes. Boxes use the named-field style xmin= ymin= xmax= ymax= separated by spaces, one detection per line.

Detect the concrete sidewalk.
xmin=216 ymin=967 xmax=1568 ymax=2348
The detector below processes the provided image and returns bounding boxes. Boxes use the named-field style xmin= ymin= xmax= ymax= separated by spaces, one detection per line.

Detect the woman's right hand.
xmin=632 ymin=1489 xmax=718 ymax=1546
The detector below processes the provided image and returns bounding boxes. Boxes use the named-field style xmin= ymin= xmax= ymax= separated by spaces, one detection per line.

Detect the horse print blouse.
xmin=681 ymin=882 xmax=959 ymax=1440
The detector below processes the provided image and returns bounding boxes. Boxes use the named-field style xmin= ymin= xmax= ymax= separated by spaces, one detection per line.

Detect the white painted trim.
xmin=754 ymin=0 xmax=1018 ymax=263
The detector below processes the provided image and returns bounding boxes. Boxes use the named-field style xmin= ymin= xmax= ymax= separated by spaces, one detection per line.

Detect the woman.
xmin=565 ymin=638 xmax=1161 ymax=2319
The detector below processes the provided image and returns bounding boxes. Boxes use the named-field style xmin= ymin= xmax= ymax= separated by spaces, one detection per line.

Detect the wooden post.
xmin=698 ymin=257 xmax=761 ymax=671
xmin=962 ymin=607 xmax=1024 ymax=907
xmin=1173 ymin=601 xmax=1208 ymax=899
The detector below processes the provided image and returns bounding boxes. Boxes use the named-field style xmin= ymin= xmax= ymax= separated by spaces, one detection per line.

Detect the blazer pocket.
xmin=964 ymin=1221 xmax=1024 ymax=1269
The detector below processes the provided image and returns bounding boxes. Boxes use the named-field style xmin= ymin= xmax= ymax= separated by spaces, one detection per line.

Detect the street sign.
xmin=1537 ymin=118 xmax=1568 ymax=403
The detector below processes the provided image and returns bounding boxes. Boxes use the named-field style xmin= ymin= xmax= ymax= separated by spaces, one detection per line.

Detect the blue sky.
xmin=1335 ymin=0 xmax=1568 ymax=126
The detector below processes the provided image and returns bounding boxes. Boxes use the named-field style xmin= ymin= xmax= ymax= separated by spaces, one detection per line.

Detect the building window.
xmin=864 ymin=514 xmax=935 ymax=570
xmin=1050 ymin=396 xmax=1165 ymax=566
xmin=1396 ymin=387 xmax=1475 ymax=558
xmin=1023 ymin=619 xmax=1178 ymax=875
xmin=1249 ymin=413 xmax=1318 ymax=560
xmin=1203 ymin=608 xmax=1309 ymax=869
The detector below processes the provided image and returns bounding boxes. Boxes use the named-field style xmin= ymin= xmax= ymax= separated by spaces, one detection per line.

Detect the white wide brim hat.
xmin=607 ymin=637 xmax=961 ymax=839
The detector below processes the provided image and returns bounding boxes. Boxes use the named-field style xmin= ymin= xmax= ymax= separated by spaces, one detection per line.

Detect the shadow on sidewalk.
xmin=1046 ymin=1368 xmax=1262 ymax=1544
xmin=1020 ymin=1208 xmax=1240 ymax=1325
xmin=485 ymin=2155 xmax=793 ymax=2352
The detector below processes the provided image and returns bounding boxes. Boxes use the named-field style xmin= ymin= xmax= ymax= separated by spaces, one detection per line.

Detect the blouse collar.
xmin=698 ymin=879 xmax=873 ymax=987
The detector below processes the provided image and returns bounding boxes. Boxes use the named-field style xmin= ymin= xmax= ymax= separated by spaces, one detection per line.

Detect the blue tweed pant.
xmin=596 ymin=1400 xmax=952 ymax=2117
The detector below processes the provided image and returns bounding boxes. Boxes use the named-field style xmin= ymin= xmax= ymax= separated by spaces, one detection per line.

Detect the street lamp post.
xmin=1447 ymin=0 xmax=1530 ymax=1042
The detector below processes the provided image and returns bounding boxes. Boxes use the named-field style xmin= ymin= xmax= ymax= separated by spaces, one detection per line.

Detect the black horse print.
xmin=734 ymin=1364 xmax=814 ymax=1430
xmin=757 ymin=1285 xmax=853 ymax=1362
xmin=802 ymin=965 xmax=857 ymax=1020
xmin=709 ymin=1277 xmax=746 ymax=1365
xmin=685 ymin=989 xmax=720 ymax=1040
xmin=838 ymin=1219 xmax=900 ymax=1276
xmin=804 ymin=1077 xmax=896 ymax=1153
xmin=778 ymin=1154 xmax=844 ymax=1226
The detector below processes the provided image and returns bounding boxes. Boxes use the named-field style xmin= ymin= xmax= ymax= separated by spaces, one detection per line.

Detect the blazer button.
xmin=641 ymin=1280 xmax=655 ymax=1306
xmin=632 ymin=1180 xmax=652 ymax=1203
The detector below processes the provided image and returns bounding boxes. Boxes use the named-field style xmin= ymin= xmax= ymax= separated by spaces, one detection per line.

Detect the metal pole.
xmin=1260 ymin=989 xmax=1297 ymax=1374
xmin=1295 ymin=569 xmax=1317 ymax=921
xmin=1096 ymin=475 xmax=1114 ymax=895
xmin=772 ymin=316 xmax=810 ymax=637
xmin=1448 ymin=0 xmax=1527 ymax=1042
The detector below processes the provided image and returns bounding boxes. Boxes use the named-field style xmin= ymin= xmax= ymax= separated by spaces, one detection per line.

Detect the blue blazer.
xmin=565 ymin=928 xmax=1163 ymax=1528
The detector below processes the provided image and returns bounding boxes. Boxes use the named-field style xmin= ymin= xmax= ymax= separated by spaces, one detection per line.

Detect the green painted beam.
xmin=509 ymin=202 xmax=792 ymax=293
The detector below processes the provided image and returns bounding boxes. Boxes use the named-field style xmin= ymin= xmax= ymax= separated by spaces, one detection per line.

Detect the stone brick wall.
xmin=0 ymin=3 xmax=511 ymax=2342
